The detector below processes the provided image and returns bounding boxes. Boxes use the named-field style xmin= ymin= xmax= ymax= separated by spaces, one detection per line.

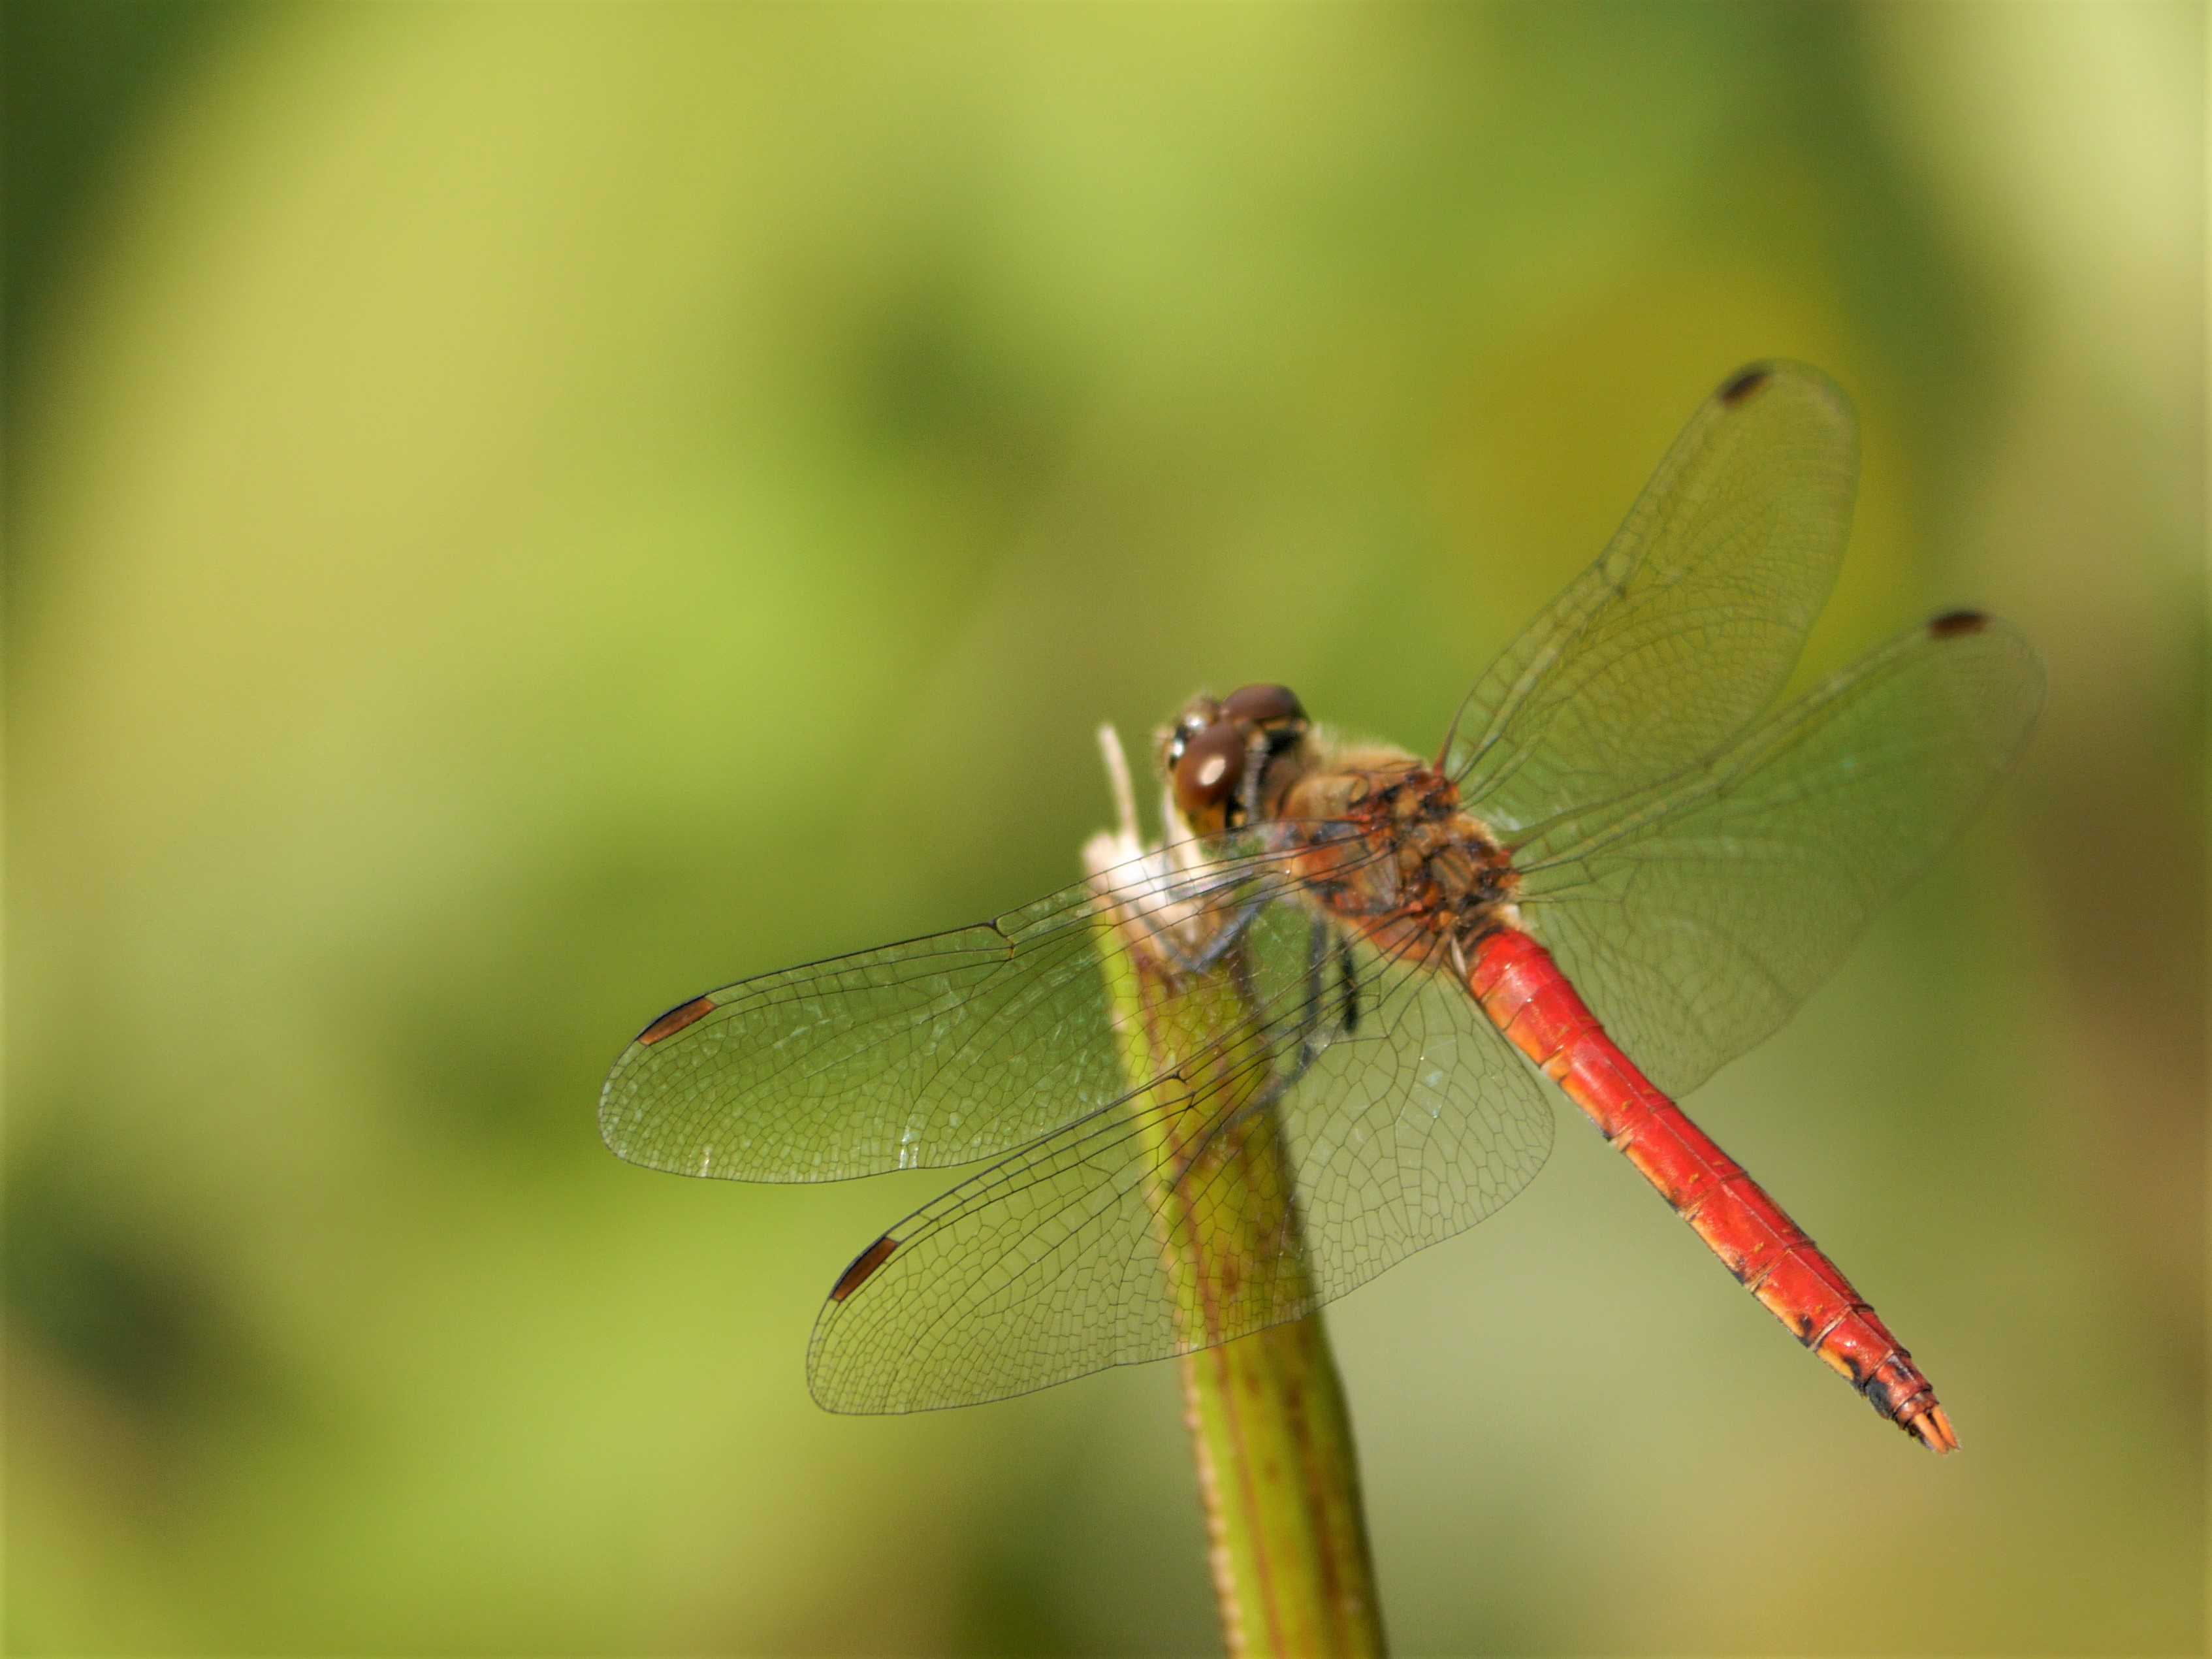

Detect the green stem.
xmin=1093 ymin=907 xmax=1388 ymax=1658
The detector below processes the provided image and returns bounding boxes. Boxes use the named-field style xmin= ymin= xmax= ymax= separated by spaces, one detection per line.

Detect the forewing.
xmin=806 ymin=924 xmax=1554 ymax=1413
xmin=598 ymin=837 xmax=1330 ymax=1182
xmin=1510 ymin=613 xmax=2044 ymax=1097
xmin=1451 ymin=362 xmax=1858 ymax=833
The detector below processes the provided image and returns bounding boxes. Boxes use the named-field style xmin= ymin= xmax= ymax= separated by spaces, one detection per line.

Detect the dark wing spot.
xmin=636 ymin=995 xmax=715 ymax=1045
xmin=1717 ymin=365 xmax=1771 ymax=407
xmin=829 ymin=1235 xmax=900 ymax=1302
xmin=1929 ymin=609 xmax=1989 ymax=638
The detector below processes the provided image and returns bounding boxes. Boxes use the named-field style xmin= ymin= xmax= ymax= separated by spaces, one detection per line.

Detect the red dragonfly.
xmin=601 ymin=362 xmax=2040 ymax=1450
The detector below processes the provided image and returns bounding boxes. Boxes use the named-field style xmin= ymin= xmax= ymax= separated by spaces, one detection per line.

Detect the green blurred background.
xmin=7 ymin=4 xmax=2203 ymax=1654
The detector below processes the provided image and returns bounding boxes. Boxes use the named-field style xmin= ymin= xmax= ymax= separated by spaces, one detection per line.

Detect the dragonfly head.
xmin=1161 ymin=683 xmax=1313 ymax=837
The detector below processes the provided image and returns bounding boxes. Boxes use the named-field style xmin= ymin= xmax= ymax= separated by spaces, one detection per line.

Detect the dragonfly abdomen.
xmin=1466 ymin=927 xmax=1958 ymax=1455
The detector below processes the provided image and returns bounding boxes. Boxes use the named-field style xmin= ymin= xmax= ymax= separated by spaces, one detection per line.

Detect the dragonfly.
xmin=600 ymin=362 xmax=2042 ymax=1450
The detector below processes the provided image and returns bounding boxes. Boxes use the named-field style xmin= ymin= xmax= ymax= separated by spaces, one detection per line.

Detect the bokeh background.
xmin=7 ymin=4 xmax=2204 ymax=1654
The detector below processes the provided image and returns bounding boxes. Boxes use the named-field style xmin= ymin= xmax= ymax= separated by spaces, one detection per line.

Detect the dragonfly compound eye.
xmin=1173 ymin=720 xmax=1249 ymax=830
xmin=1162 ymin=694 xmax=1222 ymax=769
xmin=1220 ymin=683 xmax=1307 ymax=738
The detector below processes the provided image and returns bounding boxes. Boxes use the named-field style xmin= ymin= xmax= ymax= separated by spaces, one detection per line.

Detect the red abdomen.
xmin=1467 ymin=927 xmax=1957 ymax=1453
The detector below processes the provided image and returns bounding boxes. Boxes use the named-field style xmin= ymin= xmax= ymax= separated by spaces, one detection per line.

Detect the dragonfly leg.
xmin=1335 ymin=933 xmax=1361 ymax=1037
xmin=1131 ymin=889 xmax=1272 ymax=979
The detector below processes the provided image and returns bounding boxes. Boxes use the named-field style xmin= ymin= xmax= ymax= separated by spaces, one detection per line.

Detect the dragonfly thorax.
xmin=1278 ymin=752 xmax=1522 ymax=952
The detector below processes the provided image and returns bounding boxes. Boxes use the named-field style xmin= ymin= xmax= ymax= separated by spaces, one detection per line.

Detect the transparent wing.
xmin=1507 ymin=613 xmax=2045 ymax=1097
xmin=1449 ymin=361 xmax=1859 ymax=834
xmin=598 ymin=833 xmax=1356 ymax=1182
xmin=806 ymin=919 xmax=1554 ymax=1413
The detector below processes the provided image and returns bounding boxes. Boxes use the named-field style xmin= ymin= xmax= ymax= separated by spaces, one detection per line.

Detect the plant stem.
xmin=1087 ymin=728 xmax=1387 ymax=1658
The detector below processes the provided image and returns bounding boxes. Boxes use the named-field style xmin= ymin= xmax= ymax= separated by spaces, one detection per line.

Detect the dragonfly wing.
xmin=807 ymin=922 xmax=1553 ymax=1412
xmin=1510 ymin=612 xmax=2045 ymax=1097
xmin=598 ymin=837 xmax=1326 ymax=1182
xmin=1277 ymin=939 xmax=1555 ymax=1295
xmin=1451 ymin=362 xmax=1858 ymax=833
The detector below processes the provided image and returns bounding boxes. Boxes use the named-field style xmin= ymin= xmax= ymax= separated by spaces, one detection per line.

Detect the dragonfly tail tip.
xmin=1909 ymin=1403 xmax=1961 ymax=1455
